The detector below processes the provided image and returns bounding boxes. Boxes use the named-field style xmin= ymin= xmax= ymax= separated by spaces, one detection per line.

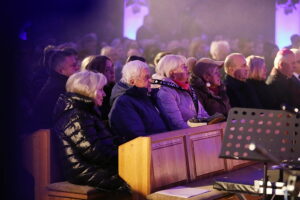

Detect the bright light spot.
xmin=275 ymin=4 xmax=300 ymax=49
xmin=123 ymin=2 xmax=149 ymax=40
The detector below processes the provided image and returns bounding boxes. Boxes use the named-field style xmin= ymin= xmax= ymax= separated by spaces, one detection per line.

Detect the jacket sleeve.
xmin=109 ymin=97 xmax=146 ymax=141
xmin=63 ymin=114 xmax=118 ymax=167
xmin=156 ymin=87 xmax=189 ymax=130
xmin=197 ymin=100 xmax=210 ymax=119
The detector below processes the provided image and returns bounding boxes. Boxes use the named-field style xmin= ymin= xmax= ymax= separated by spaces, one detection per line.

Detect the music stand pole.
xmin=219 ymin=107 xmax=300 ymax=199
xmin=263 ymin=162 xmax=268 ymax=199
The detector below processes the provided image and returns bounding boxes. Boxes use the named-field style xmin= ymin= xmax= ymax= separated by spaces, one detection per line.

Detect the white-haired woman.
xmin=246 ymin=55 xmax=272 ymax=109
xmin=109 ymin=60 xmax=168 ymax=142
xmin=152 ymin=54 xmax=209 ymax=130
xmin=52 ymin=70 xmax=129 ymax=193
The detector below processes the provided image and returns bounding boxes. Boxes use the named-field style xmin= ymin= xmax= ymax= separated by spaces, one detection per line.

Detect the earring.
xmin=206 ymin=82 xmax=211 ymax=88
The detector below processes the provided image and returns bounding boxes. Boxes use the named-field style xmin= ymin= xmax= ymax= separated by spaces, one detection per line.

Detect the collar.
xmin=173 ymin=80 xmax=190 ymax=90
xmin=293 ymin=72 xmax=300 ymax=80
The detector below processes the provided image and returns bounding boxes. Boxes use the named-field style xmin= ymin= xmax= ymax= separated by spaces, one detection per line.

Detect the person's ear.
xmin=203 ymin=74 xmax=210 ymax=82
xmin=129 ymin=79 xmax=135 ymax=85
xmin=169 ymin=71 xmax=175 ymax=79
xmin=228 ymin=66 xmax=235 ymax=76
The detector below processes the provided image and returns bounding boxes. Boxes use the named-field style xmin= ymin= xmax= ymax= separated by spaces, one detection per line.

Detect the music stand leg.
xmin=263 ymin=162 xmax=268 ymax=200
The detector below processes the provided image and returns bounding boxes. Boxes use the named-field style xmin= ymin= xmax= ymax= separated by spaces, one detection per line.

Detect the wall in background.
xmin=275 ymin=3 xmax=300 ymax=49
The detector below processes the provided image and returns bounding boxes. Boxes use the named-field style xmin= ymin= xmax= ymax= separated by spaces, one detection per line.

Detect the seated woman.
xmin=189 ymin=59 xmax=231 ymax=117
xmin=81 ymin=55 xmax=115 ymax=120
xmin=153 ymin=54 xmax=209 ymax=130
xmin=246 ymin=55 xmax=272 ymax=109
xmin=109 ymin=60 xmax=168 ymax=142
xmin=52 ymin=70 xmax=128 ymax=192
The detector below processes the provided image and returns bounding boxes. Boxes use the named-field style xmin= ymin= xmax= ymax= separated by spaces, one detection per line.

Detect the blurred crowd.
xmin=18 ymin=26 xmax=300 ymax=192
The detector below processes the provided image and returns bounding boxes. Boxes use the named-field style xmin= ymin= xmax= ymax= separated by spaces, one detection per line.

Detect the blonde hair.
xmin=156 ymin=54 xmax=186 ymax=78
xmin=66 ymin=70 xmax=107 ymax=99
xmin=80 ymin=55 xmax=95 ymax=71
xmin=246 ymin=55 xmax=266 ymax=80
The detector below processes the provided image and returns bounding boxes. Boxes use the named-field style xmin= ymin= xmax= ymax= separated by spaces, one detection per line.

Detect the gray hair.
xmin=121 ymin=60 xmax=149 ymax=85
xmin=156 ymin=54 xmax=186 ymax=78
xmin=66 ymin=70 xmax=107 ymax=99
xmin=210 ymin=40 xmax=230 ymax=60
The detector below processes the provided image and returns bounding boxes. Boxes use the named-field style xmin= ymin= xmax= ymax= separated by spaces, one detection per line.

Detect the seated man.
xmin=266 ymin=49 xmax=297 ymax=109
xmin=223 ymin=53 xmax=262 ymax=109
xmin=290 ymin=48 xmax=300 ymax=107
xmin=109 ymin=60 xmax=168 ymax=142
xmin=30 ymin=48 xmax=79 ymax=131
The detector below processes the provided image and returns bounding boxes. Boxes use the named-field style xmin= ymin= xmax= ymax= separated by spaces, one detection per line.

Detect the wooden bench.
xmin=118 ymin=122 xmax=255 ymax=200
xmin=22 ymin=129 xmax=131 ymax=200
xmin=22 ymin=123 xmax=254 ymax=200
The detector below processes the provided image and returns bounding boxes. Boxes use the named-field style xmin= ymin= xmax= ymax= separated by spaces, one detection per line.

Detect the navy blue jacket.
xmin=109 ymin=86 xmax=168 ymax=142
xmin=30 ymin=70 xmax=68 ymax=131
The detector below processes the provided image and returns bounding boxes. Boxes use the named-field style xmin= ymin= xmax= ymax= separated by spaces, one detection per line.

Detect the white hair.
xmin=290 ymin=48 xmax=300 ymax=56
xmin=121 ymin=60 xmax=149 ymax=84
xmin=156 ymin=54 xmax=186 ymax=78
xmin=66 ymin=70 xmax=107 ymax=99
xmin=210 ymin=40 xmax=230 ymax=60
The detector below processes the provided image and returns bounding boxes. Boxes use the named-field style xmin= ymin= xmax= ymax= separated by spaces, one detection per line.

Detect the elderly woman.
xmin=81 ymin=55 xmax=115 ymax=120
xmin=153 ymin=54 xmax=209 ymax=130
xmin=109 ymin=60 xmax=168 ymax=142
xmin=246 ymin=55 xmax=272 ymax=109
xmin=52 ymin=71 xmax=128 ymax=192
xmin=189 ymin=59 xmax=231 ymax=117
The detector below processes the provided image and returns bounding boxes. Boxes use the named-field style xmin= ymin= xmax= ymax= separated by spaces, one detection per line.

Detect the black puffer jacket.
xmin=52 ymin=92 xmax=127 ymax=191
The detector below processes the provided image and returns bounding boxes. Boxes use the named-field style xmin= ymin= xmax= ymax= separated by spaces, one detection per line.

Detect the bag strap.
xmin=152 ymin=79 xmax=199 ymax=118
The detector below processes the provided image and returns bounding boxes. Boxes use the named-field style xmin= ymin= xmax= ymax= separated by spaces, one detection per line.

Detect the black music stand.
xmin=219 ymin=107 xmax=300 ymax=199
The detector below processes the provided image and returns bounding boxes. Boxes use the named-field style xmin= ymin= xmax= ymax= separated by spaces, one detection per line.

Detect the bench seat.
xmin=47 ymin=181 xmax=131 ymax=200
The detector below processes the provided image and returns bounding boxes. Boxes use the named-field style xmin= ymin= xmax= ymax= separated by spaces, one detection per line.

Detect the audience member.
xmin=101 ymin=45 xmax=123 ymax=82
xmin=266 ymin=48 xmax=296 ymax=109
xmin=286 ymin=34 xmax=300 ymax=49
xmin=30 ymin=48 xmax=79 ymax=131
xmin=109 ymin=60 xmax=168 ymax=142
xmin=210 ymin=40 xmax=231 ymax=80
xmin=210 ymin=40 xmax=231 ymax=61
xmin=153 ymin=54 xmax=209 ymax=130
xmin=246 ymin=55 xmax=273 ymax=109
xmin=262 ymin=42 xmax=279 ymax=75
xmin=291 ymin=48 xmax=300 ymax=81
xmin=136 ymin=15 xmax=159 ymax=48
xmin=81 ymin=55 xmax=115 ymax=120
xmin=224 ymin=53 xmax=262 ymax=108
xmin=151 ymin=51 xmax=172 ymax=78
xmin=30 ymin=45 xmax=56 ymax=101
xmin=237 ymin=38 xmax=254 ymax=58
xmin=290 ymin=48 xmax=300 ymax=106
xmin=186 ymin=57 xmax=197 ymax=73
xmin=52 ymin=71 xmax=129 ymax=193
xmin=188 ymin=37 xmax=208 ymax=59
xmin=77 ymin=33 xmax=98 ymax=60
xmin=125 ymin=55 xmax=146 ymax=63
xmin=190 ymin=59 xmax=231 ymax=117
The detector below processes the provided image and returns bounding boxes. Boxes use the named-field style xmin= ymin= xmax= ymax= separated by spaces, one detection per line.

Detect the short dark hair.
xmin=50 ymin=48 xmax=77 ymax=71
xmin=85 ymin=55 xmax=111 ymax=74
xmin=126 ymin=55 xmax=146 ymax=63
